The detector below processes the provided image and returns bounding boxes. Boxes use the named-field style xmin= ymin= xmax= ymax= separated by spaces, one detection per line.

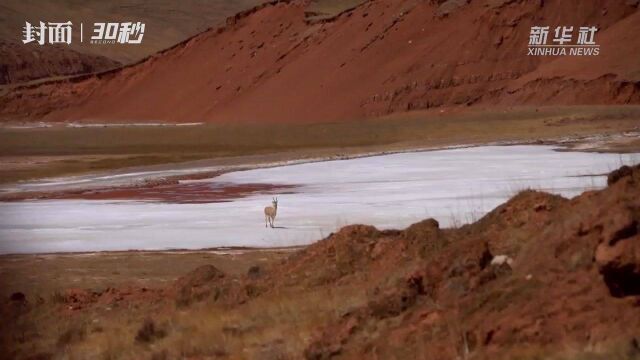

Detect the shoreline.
xmin=1 ymin=130 xmax=638 ymax=202
xmin=0 ymin=245 xmax=306 ymax=258
xmin=1 ymin=137 xmax=638 ymax=256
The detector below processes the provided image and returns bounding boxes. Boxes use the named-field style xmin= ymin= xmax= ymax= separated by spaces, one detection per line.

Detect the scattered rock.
xmin=403 ymin=218 xmax=447 ymax=256
xmin=403 ymin=218 xmax=440 ymax=241
xmin=491 ymin=255 xmax=514 ymax=267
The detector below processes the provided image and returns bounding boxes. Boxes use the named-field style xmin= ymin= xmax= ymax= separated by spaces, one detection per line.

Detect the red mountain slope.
xmin=0 ymin=0 xmax=638 ymax=123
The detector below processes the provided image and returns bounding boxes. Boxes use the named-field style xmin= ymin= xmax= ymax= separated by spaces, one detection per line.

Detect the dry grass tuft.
xmin=135 ymin=319 xmax=167 ymax=344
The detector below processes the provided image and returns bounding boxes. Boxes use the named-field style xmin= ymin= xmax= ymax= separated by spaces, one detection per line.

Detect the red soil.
xmin=0 ymin=181 xmax=296 ymax=203
xmin=1 ymin=0 xmax=639 ymax=123
xmin=3 ymin=164 xmax=639 ymax=358
xmin=46 ymin=182 xmax=297 ymax=203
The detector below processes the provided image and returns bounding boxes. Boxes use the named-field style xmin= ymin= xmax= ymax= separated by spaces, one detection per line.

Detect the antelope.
xmin=264 ymin=197 xmax=278 ymax=228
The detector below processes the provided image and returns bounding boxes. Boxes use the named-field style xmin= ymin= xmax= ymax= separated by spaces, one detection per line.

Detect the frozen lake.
xmin=0 ymin=145 xmax=637 ymax=254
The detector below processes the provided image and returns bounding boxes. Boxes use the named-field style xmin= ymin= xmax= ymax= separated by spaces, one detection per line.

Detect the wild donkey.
xmin=264 ymin=197 xmax=278 ymax=228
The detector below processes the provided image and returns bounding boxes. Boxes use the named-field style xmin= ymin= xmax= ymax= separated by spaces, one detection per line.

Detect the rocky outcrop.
xmin=304 ymin=164 xmax=640 ymax=358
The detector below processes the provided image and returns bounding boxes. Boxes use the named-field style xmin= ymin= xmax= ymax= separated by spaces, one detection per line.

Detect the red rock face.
xmin=1 ymin=0 xmax=639 ymax=123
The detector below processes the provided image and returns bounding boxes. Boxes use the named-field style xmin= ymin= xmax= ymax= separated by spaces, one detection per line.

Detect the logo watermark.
xmin=91 ymin=22 xmax=145 ymax=44
xmin=528 ymin=26 xmax=599 ymax=56
xmin=22 ymin=21 xmax=145 ymax=45
xmin=23 ymin=21 xmax=73 ymax=45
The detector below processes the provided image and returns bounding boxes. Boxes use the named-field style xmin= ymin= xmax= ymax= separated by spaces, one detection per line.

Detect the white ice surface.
xmin=0 ymin=145 xmax=637 ymax=254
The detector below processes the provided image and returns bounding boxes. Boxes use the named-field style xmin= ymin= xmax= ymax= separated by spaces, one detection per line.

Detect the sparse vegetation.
xmin=57 ymin=323 xmax=87 ymax=347
xmin=1 ymin=105 xmax=639 ymax=184
xmin=1 ymin=164 xmax=639 ymax=358
xmin=135 ymin=319 xmax=166 ymax=344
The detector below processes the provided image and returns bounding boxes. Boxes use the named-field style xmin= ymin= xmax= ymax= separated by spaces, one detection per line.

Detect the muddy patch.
xmin=46 ymin=182 xmax=298 ymax=204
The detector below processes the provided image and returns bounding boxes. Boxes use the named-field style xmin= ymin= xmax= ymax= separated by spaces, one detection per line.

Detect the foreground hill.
xmin=0 ymin=0 xmax=639 ymax=123
xmin=2 ymin=164 xmax=639 ymax=358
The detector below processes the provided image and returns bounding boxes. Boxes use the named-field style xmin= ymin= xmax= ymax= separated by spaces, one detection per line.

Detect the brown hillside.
xmin=0 ymin=0 xmax=639 ymax=123
xmin=0 ymin=0 xmax=266 ymax=64
xmin=0 ymin=0 xmax=267 ymax=84
xmin=0 ymin=40 xmax=121 ymax=85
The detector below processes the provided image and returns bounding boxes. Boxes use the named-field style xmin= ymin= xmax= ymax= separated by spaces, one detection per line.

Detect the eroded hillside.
xmin=1 ymin=0 xmax=639 ymax=123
